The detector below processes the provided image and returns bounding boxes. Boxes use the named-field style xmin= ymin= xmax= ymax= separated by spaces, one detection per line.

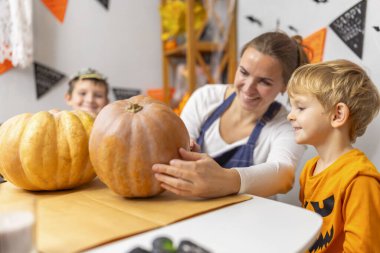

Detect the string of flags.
xmin=0 ymin=0 xmax=111 ymax=99
xmin=41 ymin=0 xmax=68 ymax=23
xmin=112 ymin=88 xmax=141 ymax=100
xmin=0 ymin=0 xmax=377 ymax=100
xmin=97 ymin=0 xmax=110 ymax=10
xmin=303 ymin=28 xmax=327 ymax=63
xmin=245 ymin=0 xmax=368 ymax=63
xmin=34 ymin=62 xmax=66 ymax=99
xmin=329 ymin=0 xmax=366 ymax=59
xmin=40 ymin=0 xmax=109 ymax=23
xmin=0 ymin=60 xmax=13 ymax=75
xmin=33 ymin=63 xmax=142 ymax=100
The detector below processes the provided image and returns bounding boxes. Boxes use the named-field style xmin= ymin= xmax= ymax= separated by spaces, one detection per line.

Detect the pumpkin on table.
xmin=89 ymin=95 xmax=190 ymax=198
xmin=0 ymin=110 xmax=95 ymax=190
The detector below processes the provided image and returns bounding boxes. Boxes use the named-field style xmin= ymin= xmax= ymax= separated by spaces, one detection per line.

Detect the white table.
xmin=87 ymin=196 xmax=322 ymax=253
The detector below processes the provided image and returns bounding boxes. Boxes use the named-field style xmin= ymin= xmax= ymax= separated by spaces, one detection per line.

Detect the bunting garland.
xmin=96 ymin=0 xmax=109 ymax=10
xmin=0 ymin=60 xmax=13 ymax=75
xmin=112 ymin=88 xmax=141 ymax=100
xmin=34 ymin=62 xmax=66 ymax=99
xmin=303 ymin=28 xmax=326 ymax=63
xmin=41 ymin=0 xmax=68 ymax=23
xmin=329 ymin=0 xmax=367 ymax=59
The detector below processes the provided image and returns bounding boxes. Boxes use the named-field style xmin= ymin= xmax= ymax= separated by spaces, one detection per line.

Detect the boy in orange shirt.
xmin=65 ymin=68 xmax=109 ymax=117
xmin=287 ymin=59 xmax=380 ymax=253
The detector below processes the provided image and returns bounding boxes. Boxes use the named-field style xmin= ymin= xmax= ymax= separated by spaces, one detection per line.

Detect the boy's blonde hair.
xmin=287 ymin=59 xmax=380 ymax=142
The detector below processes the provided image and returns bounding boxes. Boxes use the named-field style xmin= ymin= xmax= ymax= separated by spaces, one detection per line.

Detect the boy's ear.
xmin=331 ymin=102 xmax=350 ymax=128
xmin=64 ymin=93 xmax=72 ymax=105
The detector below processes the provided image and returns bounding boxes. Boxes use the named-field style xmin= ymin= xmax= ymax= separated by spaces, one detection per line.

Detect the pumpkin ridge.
xmin=131 ymin=113 xmax=155 ymax=196
xmin=65 ymin=111 xmax=94 ymax=188
xmin=72 ymin=111 xmax=95 ymax=185
xmin=54 ymin=112 xmax=65 ymax=189
xmin=0 ymin=114 xmax=38 ymax=189
xmin=60 ymin=112 xmax=76 ymax=188
xmin=20 ymin=112 xmax=58 ymax=189
xmin=141 ymin=113 xmax=156 ymax=194
xmin=114 ymin=114 xmax=133 ymax=196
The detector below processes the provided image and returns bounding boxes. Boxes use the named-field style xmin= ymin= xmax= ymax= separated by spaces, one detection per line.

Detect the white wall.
xmin=0 ymin=0 xmax=162 ymax=122
xmin=1 ymin=0 xmax=379 ymax=206
xmin=238 ymin=0 xmax=380 ymax=205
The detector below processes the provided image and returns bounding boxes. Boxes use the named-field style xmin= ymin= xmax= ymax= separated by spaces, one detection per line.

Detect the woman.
xmin=153 ymin=32 xmax=309 ymax=198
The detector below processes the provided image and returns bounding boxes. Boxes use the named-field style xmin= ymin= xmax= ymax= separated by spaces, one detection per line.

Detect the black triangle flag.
xmin=96 ymin=0 xmax=109 ymax=10
xmin=112 ymin=87 xmax=141 ymax=100
xmin=34 ymin=62 xmax=65 ymax=99
xmin=329 ymin=0 xmax=367 ymax=59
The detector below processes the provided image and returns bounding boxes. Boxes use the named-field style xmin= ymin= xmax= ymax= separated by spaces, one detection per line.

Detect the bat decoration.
xmin=374 ymin=26 xmax=380 ymax=32
xmin=246 ymin=16 xmax=263 ymax=27
xmin=288 ymin=25 xmax=299 ymax=33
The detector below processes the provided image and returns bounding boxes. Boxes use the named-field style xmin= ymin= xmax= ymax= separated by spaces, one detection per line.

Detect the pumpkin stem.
xmin=126 ymin=103 xmax=143 ymax=113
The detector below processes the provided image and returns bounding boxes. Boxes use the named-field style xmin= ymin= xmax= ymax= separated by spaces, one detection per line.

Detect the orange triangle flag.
xmin=0 ymin=60 xmax=13 ymax=75
xmin=41 ymin=0 xmax=68 ymax=23
xmin=303 ymin=28 xmax=327 ymax=63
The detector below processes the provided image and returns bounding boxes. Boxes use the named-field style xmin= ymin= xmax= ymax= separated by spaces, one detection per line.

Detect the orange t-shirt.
xmin=300 ymin=149 xmax=380 ymax=253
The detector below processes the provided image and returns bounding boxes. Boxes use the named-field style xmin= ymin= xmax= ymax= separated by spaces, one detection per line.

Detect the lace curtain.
xmin=0 ymin=0 xmax=33 ymax=67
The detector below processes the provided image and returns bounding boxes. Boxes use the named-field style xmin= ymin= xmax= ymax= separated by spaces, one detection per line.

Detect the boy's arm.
xmin=343 ymin=176 xmax=380 ymax=252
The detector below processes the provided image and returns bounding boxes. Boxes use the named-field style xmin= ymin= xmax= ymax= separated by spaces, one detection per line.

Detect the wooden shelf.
xmin=160 ymin=0 xmax=237 ymax=104
xmin=165 ymin=41 xmax=225 ymax=56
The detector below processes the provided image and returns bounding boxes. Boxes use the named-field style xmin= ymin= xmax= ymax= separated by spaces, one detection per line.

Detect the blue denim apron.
xmin=196 ymin=92 xmax=281 ymax=168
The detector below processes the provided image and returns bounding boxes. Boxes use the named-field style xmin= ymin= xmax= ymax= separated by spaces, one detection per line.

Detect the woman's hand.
xmin=152 ymin=148 xmax=241 ymax=198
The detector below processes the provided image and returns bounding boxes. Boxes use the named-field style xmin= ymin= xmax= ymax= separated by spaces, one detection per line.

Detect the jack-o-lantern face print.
xmin=304 ymin=195 xmax=335 ymax=252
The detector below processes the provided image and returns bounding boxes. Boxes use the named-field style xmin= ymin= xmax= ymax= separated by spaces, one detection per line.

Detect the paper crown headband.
xmin=71 ymin=68 xmax=107 ymax=81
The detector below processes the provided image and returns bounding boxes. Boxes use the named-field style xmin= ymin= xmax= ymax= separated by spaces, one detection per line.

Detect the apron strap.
xmin=214 ymin=101 xmax=282 ymax=168
xmin=196 ymin=92 xmax=236 ymax=149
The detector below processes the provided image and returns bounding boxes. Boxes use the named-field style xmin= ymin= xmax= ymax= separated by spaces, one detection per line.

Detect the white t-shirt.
xmin=180 ymin=84 xmax=305 ymax=197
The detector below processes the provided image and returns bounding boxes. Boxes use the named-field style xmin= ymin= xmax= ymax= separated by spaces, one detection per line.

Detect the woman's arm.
xmin=235 ymin=119 xmax=305 ymax=197
xmin=152 ymin=130 xmax=304 ymax=198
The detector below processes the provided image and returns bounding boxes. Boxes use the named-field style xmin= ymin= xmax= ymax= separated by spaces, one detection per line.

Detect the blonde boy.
xmin=287 ymin=59 xmax=380 ymax=253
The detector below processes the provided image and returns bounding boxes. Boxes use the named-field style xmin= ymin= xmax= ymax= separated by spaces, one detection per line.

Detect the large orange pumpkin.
xmin=0 ymin=110 xmax=95 ymax=190
xmin=89 ymin=95 xmax=190 ymax=198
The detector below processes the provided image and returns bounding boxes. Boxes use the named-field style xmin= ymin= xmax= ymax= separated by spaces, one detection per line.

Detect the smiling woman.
xmin=152 ymin=31 xmax=310 ymax=199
